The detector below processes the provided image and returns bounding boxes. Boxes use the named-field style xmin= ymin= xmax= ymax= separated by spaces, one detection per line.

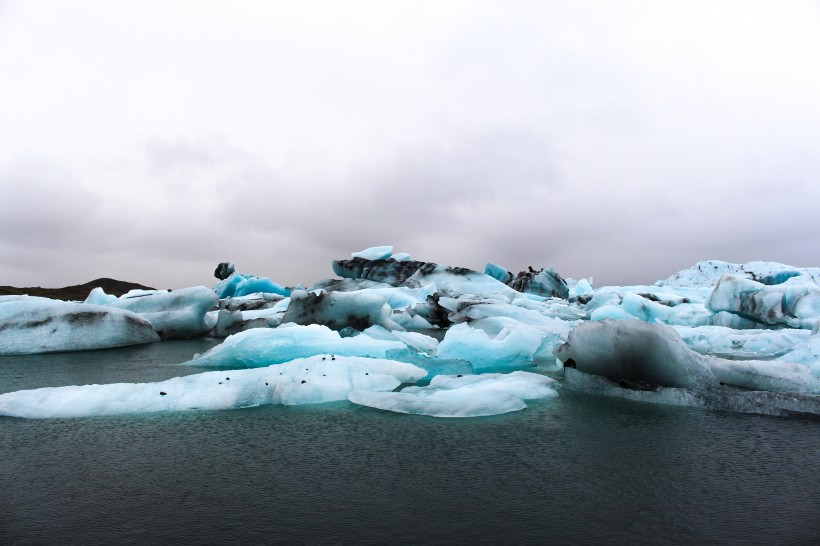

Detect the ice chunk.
xmin=777 ymin=334 xmax=820 ymax=377
xmin=564 ymin=367 xmax=820 ymax=417
xmin=187 ymin=323 xmax=407 ymax=368
xmin=403 ymin=264 xmax=519 ymax=299
xmin=332 ymin=258 xmax=426 ymax=286
xmin=707 ymin=311 xmax=771 ymax=330
xmin=0 ymin=296 xmax=159 ymax=355
xmin=484 ymin=262 xmax=512 ymax=284
xmin=282 ymin=289 xmax=405 ymax=331
xmin=351 ymin=245 xmax=394 ymax=260
xmin=348 ymin=371 xmax=557 ymax=417
xmin=105 ymin=286 xmax=218 ymax=339
xmin=437 ymin=317 xmax=544 ymax=372
xmin=382 ymin=349 xmax=474 ymax=381
xmin=709 ymin=359 xmax=819 ymax=394
xmin=568 ymin=278 xmax=594 ymax=299
xmin=555 ymin=320 xmax=716 ymax=389
xmin=659 ymin=260 xmax=820 ymax=289
xmin=590 ymin=304 xmax=636 ymax=321
xmin=214 ymin=272 xmax=291 ymax=299
xmin=419 ymin=370 xmax=558 ymax=400
xmin=557 ymin=319 xmax=820 ymax=395
xmin=706 ymin=274 xmax=820 ymax=329
xmin=83 ymin=287 xmax=117 ymax=306
xmin=0 ymin=355 xmax=428 ymax=419
xmin=390 ymin=309 xmax=436 ymax=330
xmin=349 ymin=386 xmax=525 ymax=418
xmin=361 ymin=325 xmax=439 ymax=355
xmin=508 ymin=267 xmax=569 ymax=299
xmin=674 ymin=325 xmax=810 ymax=360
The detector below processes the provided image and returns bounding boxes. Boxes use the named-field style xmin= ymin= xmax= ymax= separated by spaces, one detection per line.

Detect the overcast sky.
xmin=1 ymin=1 xmax=818 ymax=290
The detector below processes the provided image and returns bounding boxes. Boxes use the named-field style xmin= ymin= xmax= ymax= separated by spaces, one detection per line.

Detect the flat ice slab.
xmin=348 ymin=371 xmax=558 ymax=417
xmin=0 ymin=356 xmax=428 ymax=419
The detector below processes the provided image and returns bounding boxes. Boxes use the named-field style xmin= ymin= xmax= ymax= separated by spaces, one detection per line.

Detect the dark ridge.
xmin=0 ymin=278 xmax=156 ymax=301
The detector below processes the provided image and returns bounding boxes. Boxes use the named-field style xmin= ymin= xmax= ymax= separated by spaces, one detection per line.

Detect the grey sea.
xmin=1 ymin=339 xmax=819 ymax=545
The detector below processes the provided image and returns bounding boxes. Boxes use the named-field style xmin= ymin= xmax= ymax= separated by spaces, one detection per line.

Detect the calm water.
xmin=1 ymin=341 xmax=819 ymax=545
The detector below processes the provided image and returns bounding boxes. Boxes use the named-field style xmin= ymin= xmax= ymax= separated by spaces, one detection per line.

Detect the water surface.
xmin=1 ymin=341 xmax=818 ymax=545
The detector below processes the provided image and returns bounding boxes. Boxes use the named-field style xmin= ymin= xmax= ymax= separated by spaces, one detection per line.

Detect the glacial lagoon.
xmin=1 ymin=340 xmax=818 ymax=545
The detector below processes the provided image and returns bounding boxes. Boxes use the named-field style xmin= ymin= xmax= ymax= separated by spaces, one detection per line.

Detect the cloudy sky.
xmin=1 ymin=1 xmax=818 ymax=290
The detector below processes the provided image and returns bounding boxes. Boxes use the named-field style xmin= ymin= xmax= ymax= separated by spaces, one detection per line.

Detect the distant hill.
xmin=0 ymin=278 xmax=157 ymax=301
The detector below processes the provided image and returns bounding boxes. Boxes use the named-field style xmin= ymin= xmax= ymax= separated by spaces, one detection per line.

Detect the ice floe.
xmin=348 ymin=371 xmax=558 ymax=417
xmin=0 ymin=296 xmax=159 ymax=355
xmin=0 ymin=356 xmax=427 ymax=418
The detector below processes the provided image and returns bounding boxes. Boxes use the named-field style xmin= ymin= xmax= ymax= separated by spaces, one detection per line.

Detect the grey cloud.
xmin=1 ymin=2 xmax=819 ymax=290
xmin=0 ymin=159 xmax=104 ymax=249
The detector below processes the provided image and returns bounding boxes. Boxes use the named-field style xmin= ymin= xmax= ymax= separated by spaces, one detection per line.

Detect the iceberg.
xmin=555 ymin=320 xmax=716 ymax=389
xmin=351 ymin=245 xmax=394 ymax=260
xmin=282 ymin=289 xmax=405 ymax=331
xmin=187 ymin=323 xmax=408 ymax=368
xmin=708 ymin=359 xmax=819 ymax=394
xmin=0 ymin=355 xmax=428 ymax=419
xmin=332 ymin=257 xmax=519 ymax=299
xmin=213 ymin=272 xmax=291 ymax=299
xmin=564 ymin=367 xmax=820 ymax=417
xmin=557 ymin=320 xmax=820 ymax=396
xmin=348 ymin=371 xmax=558 ymax=417
xmin=484 ymin=262 xmax=512 ymax=284
xmin=507 ymin=267 xmax=569 ymax=299
xmin=437 ymin=317 xmax=545 ymax=372
xmin=103 ymin=286 xmax=218 ymax=339
xmin=659 ymin=260 xmax=820 ymax=289
xmin=706 ymin=274 xmax=820 ymax=329
xmin=673 ymin=325 xmax=810 ymax=360
xmin=777 ymin=333 xmax=820 ymax=377
xmin=0 ymin=295 xmax=159 ymax=355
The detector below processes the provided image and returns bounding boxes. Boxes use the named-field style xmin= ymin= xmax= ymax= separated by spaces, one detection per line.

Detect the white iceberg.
xmin=348 ymin=371 xmax=558 ymax=417
xmin=0 ymin=355 xmax=428 ymax=419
